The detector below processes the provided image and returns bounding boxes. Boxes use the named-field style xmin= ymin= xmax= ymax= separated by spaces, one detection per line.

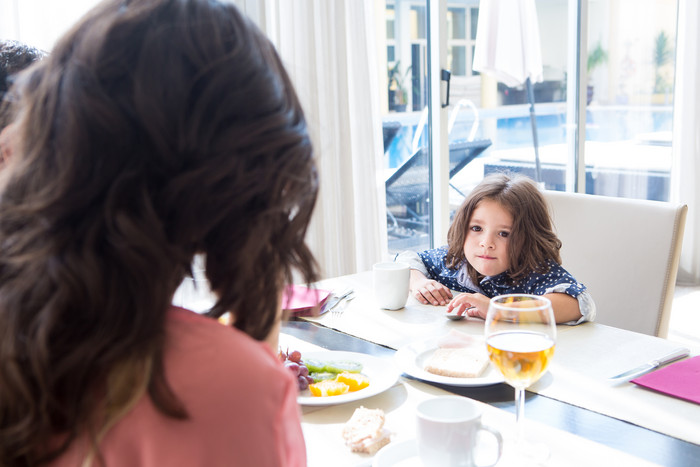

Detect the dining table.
xmin=281 ymin=270 xmax=700 ymax=467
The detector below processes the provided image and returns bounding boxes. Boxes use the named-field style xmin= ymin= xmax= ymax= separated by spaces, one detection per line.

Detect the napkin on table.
xmin=631 ymin=355 xmax=700 ymax=405
xmin=282 ymin=284 xmax=331 ymax=316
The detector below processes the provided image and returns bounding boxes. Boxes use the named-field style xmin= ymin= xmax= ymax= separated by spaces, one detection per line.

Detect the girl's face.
xmin=463 ymin=198 xmax=512 ymax=277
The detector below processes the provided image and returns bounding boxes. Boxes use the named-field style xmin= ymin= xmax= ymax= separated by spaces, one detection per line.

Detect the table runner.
xmin=300 ymin=368 xmax=661 ymax=466
xmin=299 ymin=271 xmax=700 ymax=445
xmin=280 ymin=333 xmax=661 ymax=466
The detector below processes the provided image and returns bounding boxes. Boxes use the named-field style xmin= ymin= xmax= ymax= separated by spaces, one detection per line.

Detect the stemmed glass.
xmin=484 ymin=294 xmax=556 ymax=463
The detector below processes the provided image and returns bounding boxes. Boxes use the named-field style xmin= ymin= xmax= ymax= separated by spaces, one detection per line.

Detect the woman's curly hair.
xmin=0 ymin=0 xmax=319 ymax=464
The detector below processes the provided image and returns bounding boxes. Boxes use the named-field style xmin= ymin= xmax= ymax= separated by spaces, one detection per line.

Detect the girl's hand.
xmin=446 ymin=292 xmax=490 ymax=319
xmin=410 ymin=270 xmax=453 ymax=306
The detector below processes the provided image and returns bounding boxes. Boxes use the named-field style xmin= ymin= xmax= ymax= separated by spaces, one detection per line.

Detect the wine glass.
xmin=484 ymin=294 xmax=556 ymax=463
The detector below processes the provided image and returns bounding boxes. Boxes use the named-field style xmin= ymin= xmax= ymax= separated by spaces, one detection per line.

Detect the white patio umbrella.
xmin=472 ymin=0 xmax=544 ymax=183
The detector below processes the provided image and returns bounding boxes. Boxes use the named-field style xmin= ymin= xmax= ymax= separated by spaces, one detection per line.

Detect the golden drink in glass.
xmin=485 ymin=294 xmax=556 ymax=464
xmin=487 ymin=331 xmax=555 ymax=388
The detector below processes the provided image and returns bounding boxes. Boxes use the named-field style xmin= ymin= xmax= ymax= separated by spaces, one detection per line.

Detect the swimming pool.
xmin=384 ymin=104 xmax=674 ymax=168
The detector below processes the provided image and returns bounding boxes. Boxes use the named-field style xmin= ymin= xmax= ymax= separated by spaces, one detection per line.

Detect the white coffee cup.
xmin=373 ymin=261 xmax=409 ymax=310
xmin=416 ymin=396 xmax=502 ymax=467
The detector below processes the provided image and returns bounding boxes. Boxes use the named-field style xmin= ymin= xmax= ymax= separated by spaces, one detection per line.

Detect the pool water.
xmin=384 ymin=106 xmax=674 ymax=169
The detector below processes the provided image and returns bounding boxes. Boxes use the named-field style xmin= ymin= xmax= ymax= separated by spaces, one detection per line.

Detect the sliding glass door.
xmin=583 ymin=0 xmax=677 ymax=201
xmin=383 ymin=1 xmax=433 ymax=254
xmin=379 ymin=0 xmax=679 ymax=254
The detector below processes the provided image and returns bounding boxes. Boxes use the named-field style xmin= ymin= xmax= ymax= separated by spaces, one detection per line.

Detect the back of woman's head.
xmin=0 ymin=0 xmax=317 ymax=463
xmin=447 ymin=173 xmax=561 ymax=282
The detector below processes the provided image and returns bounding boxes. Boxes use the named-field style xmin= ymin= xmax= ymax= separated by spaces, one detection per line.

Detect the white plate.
xmin=373 ymin=439 xmax=420 ymax=467
xmin=394 ymin=337 xmax=505 ymax=387
xmin=297 ymin=351 xmax=400 ymax=406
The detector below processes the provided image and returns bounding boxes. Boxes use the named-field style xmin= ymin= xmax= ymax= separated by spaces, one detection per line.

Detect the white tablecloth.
xmin=280 ymin=333 xmax=661 ymax=467
xmin=299 ymin=271 xmax=700 ymax=446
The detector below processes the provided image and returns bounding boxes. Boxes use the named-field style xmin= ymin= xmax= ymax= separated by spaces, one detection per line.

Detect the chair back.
xmin=543 ymin=190 xmax=687 ymax=337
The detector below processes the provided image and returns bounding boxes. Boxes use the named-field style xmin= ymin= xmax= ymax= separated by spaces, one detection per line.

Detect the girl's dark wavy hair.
xmin=0 ymin=0 xmax=319 ymax=464
xmin=446 ymin=173 xmax=562 ymax=285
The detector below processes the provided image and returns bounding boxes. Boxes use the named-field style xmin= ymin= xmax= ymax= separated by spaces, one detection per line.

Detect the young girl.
xmin=399 ymin=173 xmax=595 ymax=324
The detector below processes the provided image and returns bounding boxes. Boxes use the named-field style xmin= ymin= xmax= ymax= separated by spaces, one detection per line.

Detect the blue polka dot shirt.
xmin=417 ymin=246 xmax=587 ymax=299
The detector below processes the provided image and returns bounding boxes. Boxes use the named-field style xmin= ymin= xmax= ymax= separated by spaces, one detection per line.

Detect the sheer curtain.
xmin=240 ymin=0 xmax=387 ymax=279
xmin=4 ymin=0 xmax=387 ymax=280
xmin=0 ymin=0 xmax=99 ymax=51
xmin=671 ymin=0 xmax=700 ymax=285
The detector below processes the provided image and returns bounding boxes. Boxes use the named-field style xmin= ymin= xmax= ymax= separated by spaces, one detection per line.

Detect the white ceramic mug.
xmin=416 ymin=396 xmax=503 ymax=467
xmin=373 ymin=261 xmax=410 ymax=310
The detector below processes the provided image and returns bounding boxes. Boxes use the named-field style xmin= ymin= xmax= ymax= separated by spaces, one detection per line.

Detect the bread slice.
xmin=423 ymin=347 xmax=489 ymax=378
xmin=342 ymin=406 xmax=391 ymax=454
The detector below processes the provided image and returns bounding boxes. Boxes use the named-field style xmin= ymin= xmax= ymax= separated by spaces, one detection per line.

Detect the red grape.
xmin=279 ymin=347 xmax=312 ymax=391
xmin=288 ymin=350 xmax=302 ymax=363
xmin=298 ymin=375 xmax=309 ymax=390
xmin=285 ymin=361 xmax=300 ymax=376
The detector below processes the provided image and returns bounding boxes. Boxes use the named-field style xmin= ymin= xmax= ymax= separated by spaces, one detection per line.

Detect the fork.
xmin=332 ymin=292 xmax=356 ymax=319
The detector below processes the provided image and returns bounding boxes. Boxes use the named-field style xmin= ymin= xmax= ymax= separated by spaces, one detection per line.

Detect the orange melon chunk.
xmin=309 ymin=380 xmax=350 ymax=397
xmin=335 ymin=371 xmax=370 ymax=392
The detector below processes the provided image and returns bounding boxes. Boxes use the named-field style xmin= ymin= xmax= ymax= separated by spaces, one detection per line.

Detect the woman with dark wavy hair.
xmin=0 ymin=0 xmax=317 ymax=465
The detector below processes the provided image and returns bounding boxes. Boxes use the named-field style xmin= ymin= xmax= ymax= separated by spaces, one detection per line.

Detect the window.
xmin=446 ymin=5 xmax=479 ymax=78
xmin=447 ymin=7 xmax=467 ymax=76
xmin=582 ymin=0 xmax=677 ymax=201
xmin=383 ymin=1 xmax=432 ymax=253
xmin=380 ymin=0 xmax=679 ymax=254
xmin=386 ymin=6 xmax=396 ymax=63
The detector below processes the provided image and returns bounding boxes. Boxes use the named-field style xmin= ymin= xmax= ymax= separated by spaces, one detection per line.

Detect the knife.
xmin=608 ymin=347 xmax=690 ymax=381
xmin=320 ymin=288 xmax=353 ymax=315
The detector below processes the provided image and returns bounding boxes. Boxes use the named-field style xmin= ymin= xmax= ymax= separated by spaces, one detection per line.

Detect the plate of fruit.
xmin=280 ymin=349 xmax=401 ymax=406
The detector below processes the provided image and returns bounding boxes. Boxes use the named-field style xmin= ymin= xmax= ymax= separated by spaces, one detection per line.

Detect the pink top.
xmin=53 ymin=307 xmax=306 ymax=466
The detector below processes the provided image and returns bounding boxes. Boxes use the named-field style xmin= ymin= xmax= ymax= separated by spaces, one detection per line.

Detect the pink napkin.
xmin=282 ymin=284 xmax=331 ymax=316
xmin=631 ymin=355 xmax=700 ymax=405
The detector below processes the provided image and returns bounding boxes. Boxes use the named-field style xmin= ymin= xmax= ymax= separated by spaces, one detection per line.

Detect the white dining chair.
xmin=543 ymin=190 xmax=687 ymax=338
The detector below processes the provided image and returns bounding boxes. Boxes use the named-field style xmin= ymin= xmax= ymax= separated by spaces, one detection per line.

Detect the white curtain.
xmin=243 ymin=0 xmax=387 ymax=279
xmin=0 ymin=0 xmax=99 ymax=52
xmin=4 ymin=0 xmax=388 ymax=280
xmin=671 ymin=0 xmax=700 ymax=285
